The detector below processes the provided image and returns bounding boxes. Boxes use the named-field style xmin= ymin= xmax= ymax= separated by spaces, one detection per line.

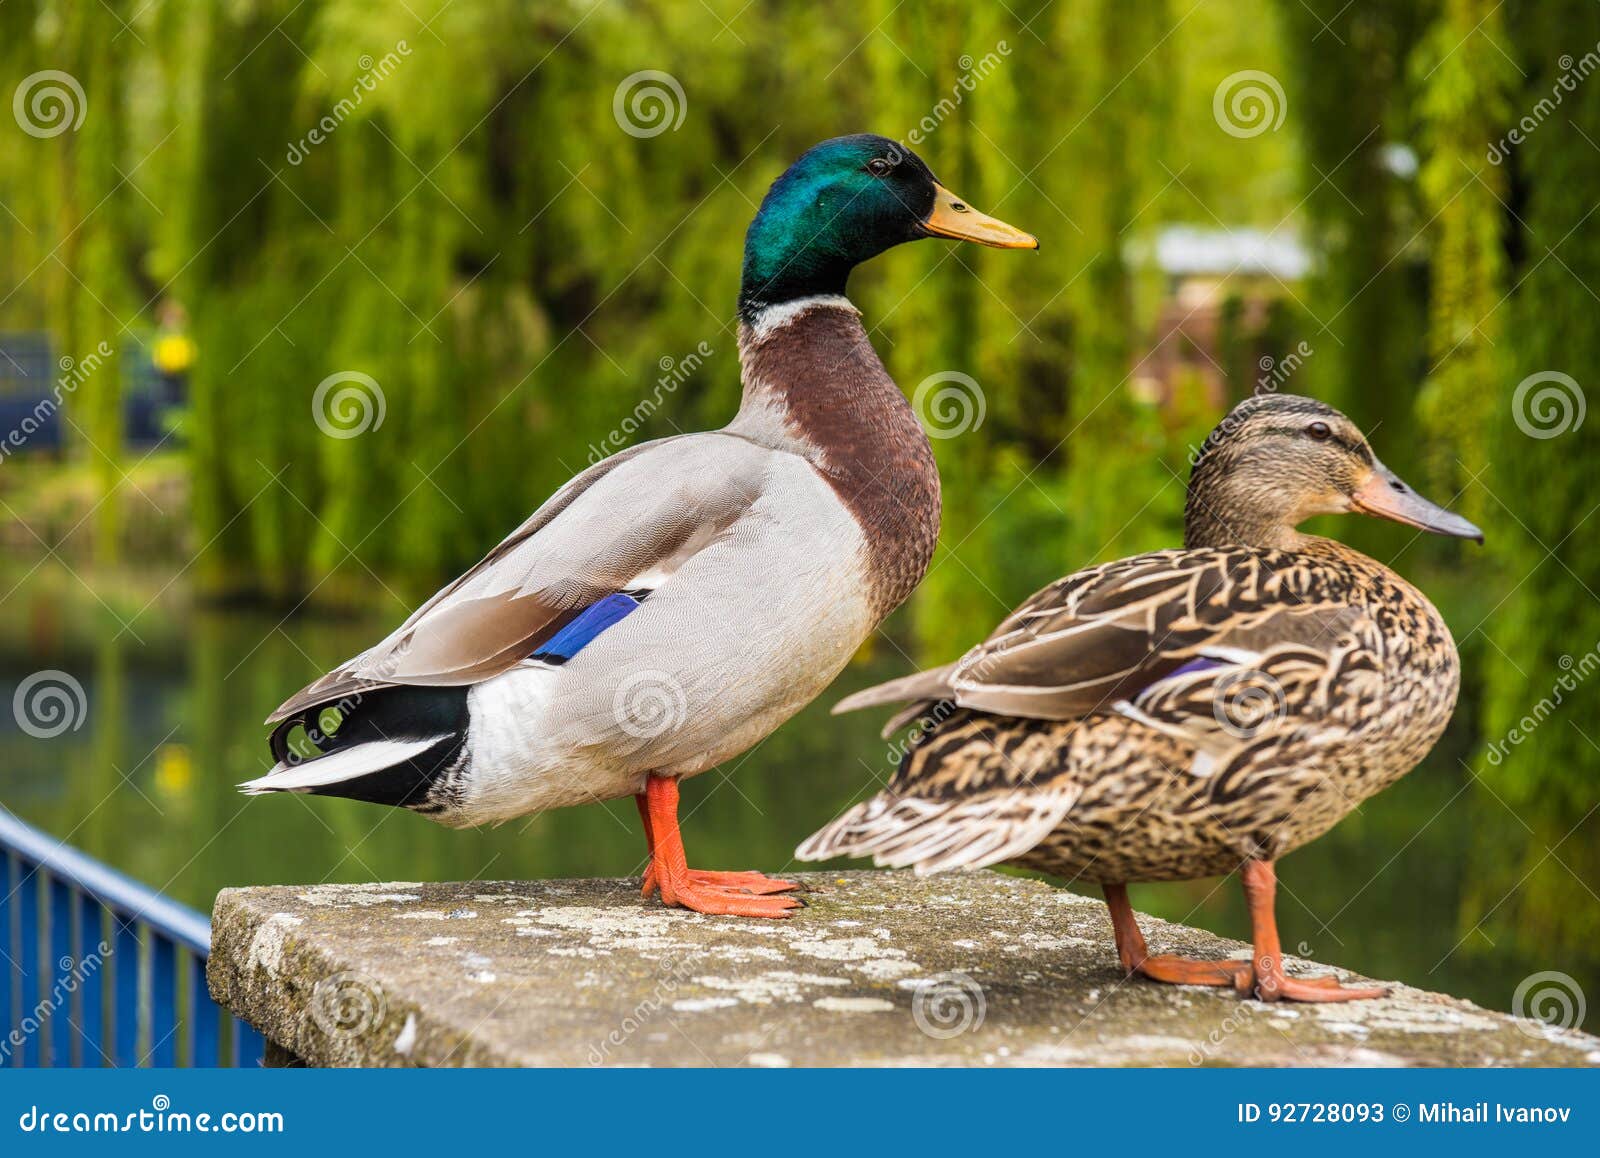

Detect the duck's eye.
xmin=866 ymin=157 xmax=894 ymax=177
xmin=1307 ymin=421 xmax=1332 ymax=441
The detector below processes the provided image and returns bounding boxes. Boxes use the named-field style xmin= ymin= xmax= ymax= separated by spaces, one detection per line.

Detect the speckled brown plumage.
xmin=800 ymin=394 xmax=1474 ymax=896
xmin=803 ymin=539 xmax=1459 ymax=883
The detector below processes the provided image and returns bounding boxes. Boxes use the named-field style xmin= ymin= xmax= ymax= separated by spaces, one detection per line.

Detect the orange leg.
xmin=1241 ymin=861 xmax=1387 ymax=1003
xmin=634 ymin=776 xmax=802 ymax=918
xmin=1102 ymin=868 xmax=1385 ymax=1002
xmin=1103 ymin=883 xmax=1253 ymax=991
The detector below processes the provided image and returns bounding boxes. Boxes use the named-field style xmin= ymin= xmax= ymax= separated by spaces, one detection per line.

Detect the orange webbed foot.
xmin=635 ymin=777 xmax=803 ymax=918
xmin=1254 ymin=972 xmax=1388 ymax=1003
xmin=641 ymin=866 xmax=801 ymax=899
xmin=656 ymin=875 xmax=803 ymax=918
xmin=1135 ymin=954 xmax=1254 ymax=991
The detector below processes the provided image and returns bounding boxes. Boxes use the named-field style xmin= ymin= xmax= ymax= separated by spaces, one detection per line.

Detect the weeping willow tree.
xmin=902 ymin=0 xmax=1184 ymax=655
xmin=1271 ymin=0 xmax=1432 ymax=440
xmin=1 ymin=0 xmax=1276 ymax=644
xmin=1464 ymin=0 xmax=1600 ymax=959
xmin=0 ymin=0 xmax=1451 ymax=635
xmin=0 ymin=0 xmax=1192 ymax=641
xmin=0 ymin=0 xmax=135 ymax=563
xmin=1412 ymin=0 xmax=1512 ymax=516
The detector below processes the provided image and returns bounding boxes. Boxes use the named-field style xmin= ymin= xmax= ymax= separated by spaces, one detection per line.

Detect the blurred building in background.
xmin=1127 ymin=226 xmax=1312 ymax=411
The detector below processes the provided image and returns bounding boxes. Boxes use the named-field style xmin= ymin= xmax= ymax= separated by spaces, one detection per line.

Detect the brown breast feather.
xmin=737 ymin=305 xmax=941 ymax=619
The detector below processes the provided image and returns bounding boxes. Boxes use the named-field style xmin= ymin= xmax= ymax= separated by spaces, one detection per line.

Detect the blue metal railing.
xmin=0 ymin=809 xmax=264 ymax=1067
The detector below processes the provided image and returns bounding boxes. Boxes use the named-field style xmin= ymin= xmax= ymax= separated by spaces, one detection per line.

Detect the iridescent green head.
xmin=738 ymin=133 xmax=1036 ymax=321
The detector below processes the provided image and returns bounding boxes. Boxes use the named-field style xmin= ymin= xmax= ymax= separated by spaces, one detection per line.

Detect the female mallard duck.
xmin=241 ymin=134 xmax=1037 ymax=918
xmin=799 ymin=394 xmax=1482 ymax=998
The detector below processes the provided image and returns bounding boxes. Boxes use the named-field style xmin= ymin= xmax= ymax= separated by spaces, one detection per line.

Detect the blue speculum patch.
xmin=531 ymin=591 xmax=647 ymax=665
xmin=1166 ymin=656 xmax=1225 ymax=680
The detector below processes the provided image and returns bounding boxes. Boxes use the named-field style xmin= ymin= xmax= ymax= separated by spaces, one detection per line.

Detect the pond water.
xmin=1 ymin=560 xmax=1592 ymax=1033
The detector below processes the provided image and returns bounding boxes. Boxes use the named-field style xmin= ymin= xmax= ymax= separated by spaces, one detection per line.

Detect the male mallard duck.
xmin=799 ymin=394 xmax=1482 ymax=997
xmin=242 ymin=134 xmax=1037 ymax=918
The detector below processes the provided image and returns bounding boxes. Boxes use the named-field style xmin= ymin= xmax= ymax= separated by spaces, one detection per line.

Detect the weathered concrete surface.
xmin=208 ymin=871 xmax=1600 ymax=1068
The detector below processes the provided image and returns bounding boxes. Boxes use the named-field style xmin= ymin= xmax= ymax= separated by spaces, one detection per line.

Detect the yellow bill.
xmin=920 ymin=184 xmax=1038 ymax=249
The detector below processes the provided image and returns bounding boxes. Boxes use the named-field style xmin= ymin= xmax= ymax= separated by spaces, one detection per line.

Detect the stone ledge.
xmin=207 ymin=871 xmax=1600 ymax=1068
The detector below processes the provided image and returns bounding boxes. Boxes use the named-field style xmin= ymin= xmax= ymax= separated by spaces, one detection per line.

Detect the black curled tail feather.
xmin=256 ymin=684 xmax=473 ymax=811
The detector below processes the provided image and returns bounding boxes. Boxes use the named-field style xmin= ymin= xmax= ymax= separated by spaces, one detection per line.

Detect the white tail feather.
xmin=239 ymin=736 xmax=445 ymax=795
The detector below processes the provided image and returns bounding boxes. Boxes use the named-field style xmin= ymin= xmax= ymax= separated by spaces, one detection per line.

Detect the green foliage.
xmin=1463 ymin=0 xmax=1600 ymax=956
xmin=1272 ymin=0 xmax=1431 ymax=437
xmin=1412 ymin=0 xmax=1513 ymax=512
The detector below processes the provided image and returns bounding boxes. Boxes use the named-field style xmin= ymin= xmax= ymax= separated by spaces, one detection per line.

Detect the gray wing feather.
xmin=267 ymin=434 xmax=769 ymax=723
